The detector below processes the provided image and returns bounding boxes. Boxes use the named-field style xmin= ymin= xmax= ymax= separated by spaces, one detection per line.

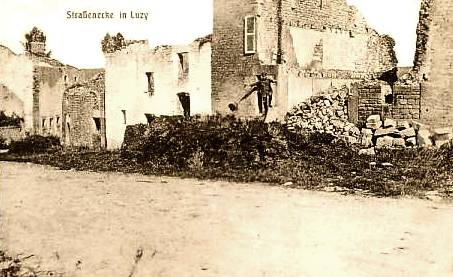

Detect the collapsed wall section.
xmin=62 ymin=72 xmax=105 ymax=149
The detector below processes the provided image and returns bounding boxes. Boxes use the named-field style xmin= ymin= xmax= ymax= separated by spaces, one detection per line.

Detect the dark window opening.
xmin=385 ymin=93 xmax=394 ymax=104
xmin=74 ymin=76 xmax=78 ymax=82
xmin=177 ymin=53 xmax=189 ymax=81
xmin=144 ymin=113 xmax=155 ymax=124
xmin=145 ymin=72 xmax=154 ymax=95
xmin=121 ymin=110 xmax=127 ymax=124
xmin=177 ymin=92 xmax=190 ymax=118
xmin=42 ymin=118 xmax=46 ymax=128
xmin=93 ymin=117 xmax=101 ymax=131
xmin=64 ymin=75 xmax=68 ymax=83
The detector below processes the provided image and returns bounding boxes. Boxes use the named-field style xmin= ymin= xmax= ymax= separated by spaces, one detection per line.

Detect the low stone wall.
xmin=0 ymin=126 xmax=25 ymax=143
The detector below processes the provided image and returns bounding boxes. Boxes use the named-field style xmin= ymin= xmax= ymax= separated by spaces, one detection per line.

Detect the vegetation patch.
xmin=1 ymin=116 xmax=452 ymax=198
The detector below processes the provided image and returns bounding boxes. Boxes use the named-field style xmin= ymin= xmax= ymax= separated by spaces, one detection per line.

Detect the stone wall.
xmin=0 ymin=84 xmax=24 ymax=118
xmin=33 ymin=66 xmax=102 ymax=138
xmin=0 ymin=46 xmax=34 ymax=131
xmin=0 ymin=126 xmax=25 ymax=143
xmin=62 ymin=73 xmax=105 ymax=149
xmin=0 ymin=44 xmax=102 ymax=138
xmin=352 ymin=81 xmax=422 ymax=125
xmin=104 ymin=38 xmax=212 ymax=149
xmin=413 ymin=0 xmax=453 ymax=127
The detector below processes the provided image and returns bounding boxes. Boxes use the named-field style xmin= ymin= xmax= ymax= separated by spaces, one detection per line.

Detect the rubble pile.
xmin=285 ymin=89 xmax=361 ymax=144
xmin=359 ymin=114 xmax=453 ymax=155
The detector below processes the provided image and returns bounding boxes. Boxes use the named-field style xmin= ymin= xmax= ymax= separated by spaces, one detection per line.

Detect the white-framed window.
xmin=244 ymin=15 xmax=257 ymax=54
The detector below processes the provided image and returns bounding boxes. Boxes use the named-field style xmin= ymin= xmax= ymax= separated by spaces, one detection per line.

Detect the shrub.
xmin=0 ymin=137 xmax=7 ymax=149
xmin=121 ymin=116 xmax=291 ymax=170
xmin=0 ymin=111 xmax=23 ymax=127
xmin=9 ymin=135 xmax=60 ymax=154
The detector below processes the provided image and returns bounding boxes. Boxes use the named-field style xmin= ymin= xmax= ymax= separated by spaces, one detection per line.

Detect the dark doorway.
xmin=177 ymin=92 xmax=190 ymax=118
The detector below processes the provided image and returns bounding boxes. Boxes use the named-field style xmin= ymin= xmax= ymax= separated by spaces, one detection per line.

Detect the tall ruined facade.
xmin=211 ymin=0 xmax=397 ymax=119
xmin=413 ymin=0 xmax=453 ymax=127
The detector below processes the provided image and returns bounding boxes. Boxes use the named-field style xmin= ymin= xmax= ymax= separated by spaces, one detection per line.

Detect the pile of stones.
xmin=359 ymin=114 xmax=453 ymax=155
xmin=286 ymin=89 xmax=361 ymax=144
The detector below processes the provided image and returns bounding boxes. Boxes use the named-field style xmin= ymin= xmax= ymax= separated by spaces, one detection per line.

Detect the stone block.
xmin=376 ymin=136 xmax=394 ymax=149
xmin=434 ymin=139 xmax=451 ymax=148
xmin=358 ymin=147 xmax=376 ymax=156
xmin=361 ymin=134 xmax=373 ymax=148
xmin=432 ymin=127 xmax=453 ymax=136
xmin=392 ymin=138 xmax=406 ymax=148
xmin=383 ymin=118 xmax=396 ymax=128
xmin=399 ymin=127 xmax=416 ymax=138
xmin=417 ymin=129 xmax=433 ymax=147
xmin=374 ymin=127 xmax=400 ymax=137
xmin=367 ymin=114 xmax=381 ymax=123
xmin=396 ymin=120 xmax=410 ymax=130
xmin=366 ymin=121 xmax=382 ymax=130
xmin=406 ymin=137 xmax=417 ymax=147
xmin=361 ymin=128 xmax=373 ymax=135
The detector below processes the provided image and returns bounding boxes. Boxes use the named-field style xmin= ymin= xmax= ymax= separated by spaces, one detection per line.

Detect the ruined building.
xmin=0 ymin=29 xmax=103 ymax=141
xmin=211 ymin=0 xmax=397 ymax=119
xmin=104 ymin=36 xmax=212 ymax=149
xmin=413 ymin=0 xmax=453 ymax=127
xmin=62 ymin=72 xmax=106 ymax=149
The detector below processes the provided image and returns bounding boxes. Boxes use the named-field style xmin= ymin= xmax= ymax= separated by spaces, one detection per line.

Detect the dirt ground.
xmin=1 ymin=161 xmax=453 ymax=277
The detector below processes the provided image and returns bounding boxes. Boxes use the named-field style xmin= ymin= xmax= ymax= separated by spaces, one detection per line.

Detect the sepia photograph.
xmin=0 ymin=0 xmax=452 ymax=276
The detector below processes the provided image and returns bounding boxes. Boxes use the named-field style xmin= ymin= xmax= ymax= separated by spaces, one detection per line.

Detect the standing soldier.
xmin=259 ymin=72 xmax=277 ymax=115
xmin=229 ymin=73 xmax=277 ymax=117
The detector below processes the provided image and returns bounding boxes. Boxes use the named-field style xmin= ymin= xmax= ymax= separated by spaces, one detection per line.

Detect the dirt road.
xmin=1 ymin=162 xmax=453 ymax=276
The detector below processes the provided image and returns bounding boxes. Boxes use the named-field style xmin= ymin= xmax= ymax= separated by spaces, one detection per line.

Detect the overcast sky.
xmin=0 ymin=0 xmax=420 ymax=68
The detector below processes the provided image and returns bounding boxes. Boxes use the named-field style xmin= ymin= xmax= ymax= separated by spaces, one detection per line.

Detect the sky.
xmin=0 ymin=0 xmax=420 ymax=68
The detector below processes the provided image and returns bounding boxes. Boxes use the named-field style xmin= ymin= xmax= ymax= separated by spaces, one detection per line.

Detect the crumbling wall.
xmin=352 ymin=81 xmax=422 ymax=125
xmin=0 ymin=46 xmax=34 ymax=131
xmin=62 ymin=73 xmax=105 ymax=149
xmin=281 ymin=0 xmax=397 ymax=73
xmin=105 ymin=38 xmax=212 ymax=149
xmin=413 ymin=0 xmax=453 ymax=127
xmin=0 ymin=84 xmax=24 ymax=118
xmin=33 ymin=66 xmax=102 ymax=137
xmin=211 ymin=0 xmax=397 ymax=119
xmin=413 ymin=0 xmax=434 ymax=77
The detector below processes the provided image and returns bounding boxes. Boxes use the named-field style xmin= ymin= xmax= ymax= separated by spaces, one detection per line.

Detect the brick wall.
xmin=353 ymin=81 xmax=421 ymax=125
xmin=212 ymin=0 xmax=278 ymax=117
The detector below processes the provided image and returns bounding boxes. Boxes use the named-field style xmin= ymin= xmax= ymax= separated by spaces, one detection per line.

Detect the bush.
xmin=0 ymin=111 xmax=23 ymax=127
xmin=0 ymin=137 xmax=7 ymax=149
xmin=122 ymin=116 xmax=291 ymax=170
xmin=9 ymin=135 xmax=60 ymax=154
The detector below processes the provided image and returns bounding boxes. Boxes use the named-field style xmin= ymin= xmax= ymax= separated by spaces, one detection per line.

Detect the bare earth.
xmin=1 ymin=162 xmax=453 ymax=277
